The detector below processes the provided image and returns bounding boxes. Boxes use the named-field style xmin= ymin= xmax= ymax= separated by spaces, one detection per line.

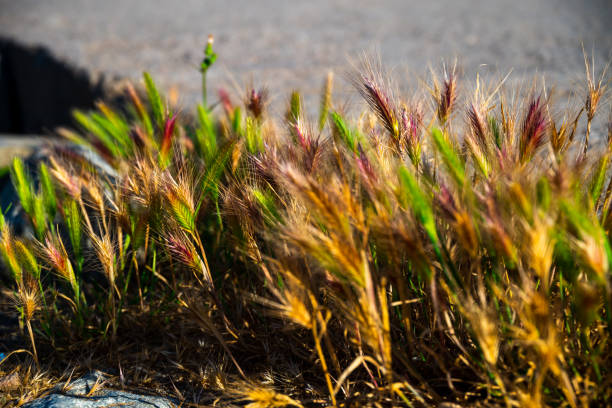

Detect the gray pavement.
xmin=1 ymin=0 xmax=611 ymax=115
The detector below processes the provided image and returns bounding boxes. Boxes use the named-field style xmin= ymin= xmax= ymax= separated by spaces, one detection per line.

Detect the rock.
xmin=23 ymin=371 xmax=177 ymax=408
xmin=0 ymin=372 xmax=21 ymax=392
xmin=0 ymin=138 xmax=117 ymax=238
xmin=0 ymin=135 xmax=45 ymax=167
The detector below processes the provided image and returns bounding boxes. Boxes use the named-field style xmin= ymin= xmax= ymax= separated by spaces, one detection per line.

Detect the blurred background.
xmin=0 ymin=0 xmax=611 ymax=138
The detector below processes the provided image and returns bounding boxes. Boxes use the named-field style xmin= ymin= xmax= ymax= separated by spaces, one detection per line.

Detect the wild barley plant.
xmin=0 ymin=40 xmax=611 ymax=407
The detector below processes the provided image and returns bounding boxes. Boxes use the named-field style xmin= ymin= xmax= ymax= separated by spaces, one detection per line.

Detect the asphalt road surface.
xmin=1 ymin=0 xmax=611 ymax=115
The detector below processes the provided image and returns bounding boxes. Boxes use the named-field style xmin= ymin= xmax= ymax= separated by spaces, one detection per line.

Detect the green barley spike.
xmin=65 ymin=200 xmax=82 ymax=270
xmin=143 ymin=72 xmax=165 ymax=129
xmin=288 ymin=91 xmax=301 ymax=123
xmin=196 ymin=103 xmax=217 ymax=162
xmin=318 ymin=72 xmax=333 ymax=131
xmin=431 ymin=127 xmax=465 ymax=187
xmin=10 ymin=157 xmax=33 ymax=216
xmin=39 ymin=163 xmax=57 ymax=219
xmin=330 ymin=111 xmax=356 ymax=152
xmin=32 ymin=193 xmax=47 ymax=239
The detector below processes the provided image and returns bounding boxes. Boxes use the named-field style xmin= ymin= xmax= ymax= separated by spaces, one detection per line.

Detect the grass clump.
xmin=1 ymin=40 xmax=611 ymax=407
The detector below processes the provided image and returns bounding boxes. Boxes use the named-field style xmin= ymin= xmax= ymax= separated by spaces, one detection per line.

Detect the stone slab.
xmin=22 ymin=372 xmax=177 ymax=408
xmin=0 ymin=136 xmax=45 ymax=167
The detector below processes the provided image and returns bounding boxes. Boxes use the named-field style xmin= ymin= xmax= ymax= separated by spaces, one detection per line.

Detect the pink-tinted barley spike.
xmin=359 ymin=75 xmax=399 ymax=140
xmin=437 ymin=72 xmax=456 ymax=125
xmin=435 ymin=184 xmax=459 ymax=220
xmin=356 ymin=143 xmax=376 ymax=182
xmin=468 ymin=103 xmax=487 ymax=148
xmin=519 ymin=96 xmax=548 ymax=163
xmin=160 ymin=114 xmax=177 ymax=159
xmin=246 ymin=87 xmax=268 ymax=119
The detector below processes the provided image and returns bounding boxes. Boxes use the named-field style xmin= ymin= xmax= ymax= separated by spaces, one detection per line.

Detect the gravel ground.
xmin=0 ymin=0 xmax=611 ymax=114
